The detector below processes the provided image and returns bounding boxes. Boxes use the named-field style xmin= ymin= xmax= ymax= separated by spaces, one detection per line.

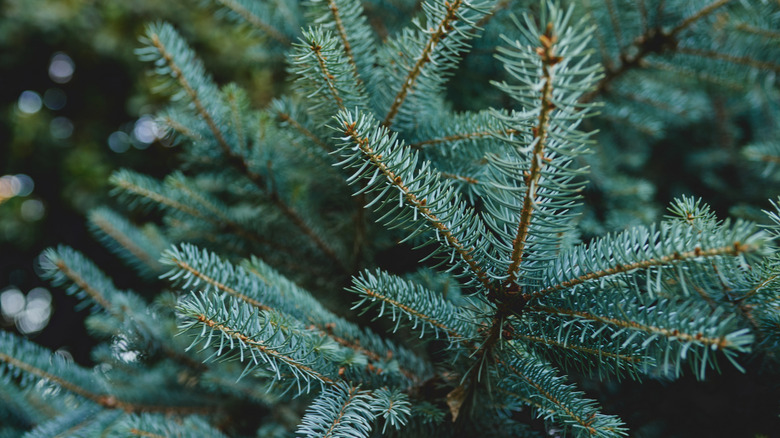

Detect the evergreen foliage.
xmin=2 ymin=0 xmax=780 ymax=436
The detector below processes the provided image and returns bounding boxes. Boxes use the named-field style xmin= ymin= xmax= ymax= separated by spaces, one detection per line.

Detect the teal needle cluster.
xmin=2 ymin=1 xmax=780 ymax=437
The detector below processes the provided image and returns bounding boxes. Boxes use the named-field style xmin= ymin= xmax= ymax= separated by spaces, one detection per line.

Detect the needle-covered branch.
xmin=376 ymin=0 xmax=495 ymax=129
xmin=163 ymin=244 xmax=429 ymax=384
xmin=7 ymin=0 xmax=780 ymax=436
xmin=487 ymin=5 xmax=601 ymax=290
xmin=497 ymin=352 xmax=627 ymax=437
xmin=529 ymin=218 xmax=771 ymax=302
xmin=177 ymin=293 xmax=340 ymax=393
xmin=335 ymin=109 xmax=498 ymax=291
xmin=349 ymin=269 xmax=480 ymax=343
xmin=527 ymin=286 xmax=755 ymax=379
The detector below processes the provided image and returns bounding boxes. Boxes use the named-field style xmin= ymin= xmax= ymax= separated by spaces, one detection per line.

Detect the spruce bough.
xmin=2 ymin=1 xmax=780 ymax=436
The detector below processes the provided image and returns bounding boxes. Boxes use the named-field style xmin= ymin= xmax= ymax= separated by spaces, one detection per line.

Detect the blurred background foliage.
xmin=0 ymin=0 xmax=286 ymax=358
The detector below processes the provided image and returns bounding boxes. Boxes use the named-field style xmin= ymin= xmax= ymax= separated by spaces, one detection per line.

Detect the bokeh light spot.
xmin=49 ymin=52 xmax=75 ymax=84
xmin=27 ymin=287 xmax=52 ymax=307
xmin=108 ymin=131 xmax=130 ymax=153
xmin=132 ymin=115 xmax=160 ymax=147
xmin=0 ymin=175 xmax=21 ymax=199
xmin=1 ymin=288 xmax=25 ymax=319
xmin=18 ymin=91 xmax=42 ymax=114
xmin=21 ymin=199 xmax=45 ymax=221
xmin=14 ymin=174 xmax=34 ymax=197
xmin=2 ymin=288 xmax=53 ymax=334
xmin=50 ymin=116 xmax=74 ymax=139
xmin=43 ymin=88 xmax=67 ymax=110
xmin=17 ymin=307 xmax=50 ymax=334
